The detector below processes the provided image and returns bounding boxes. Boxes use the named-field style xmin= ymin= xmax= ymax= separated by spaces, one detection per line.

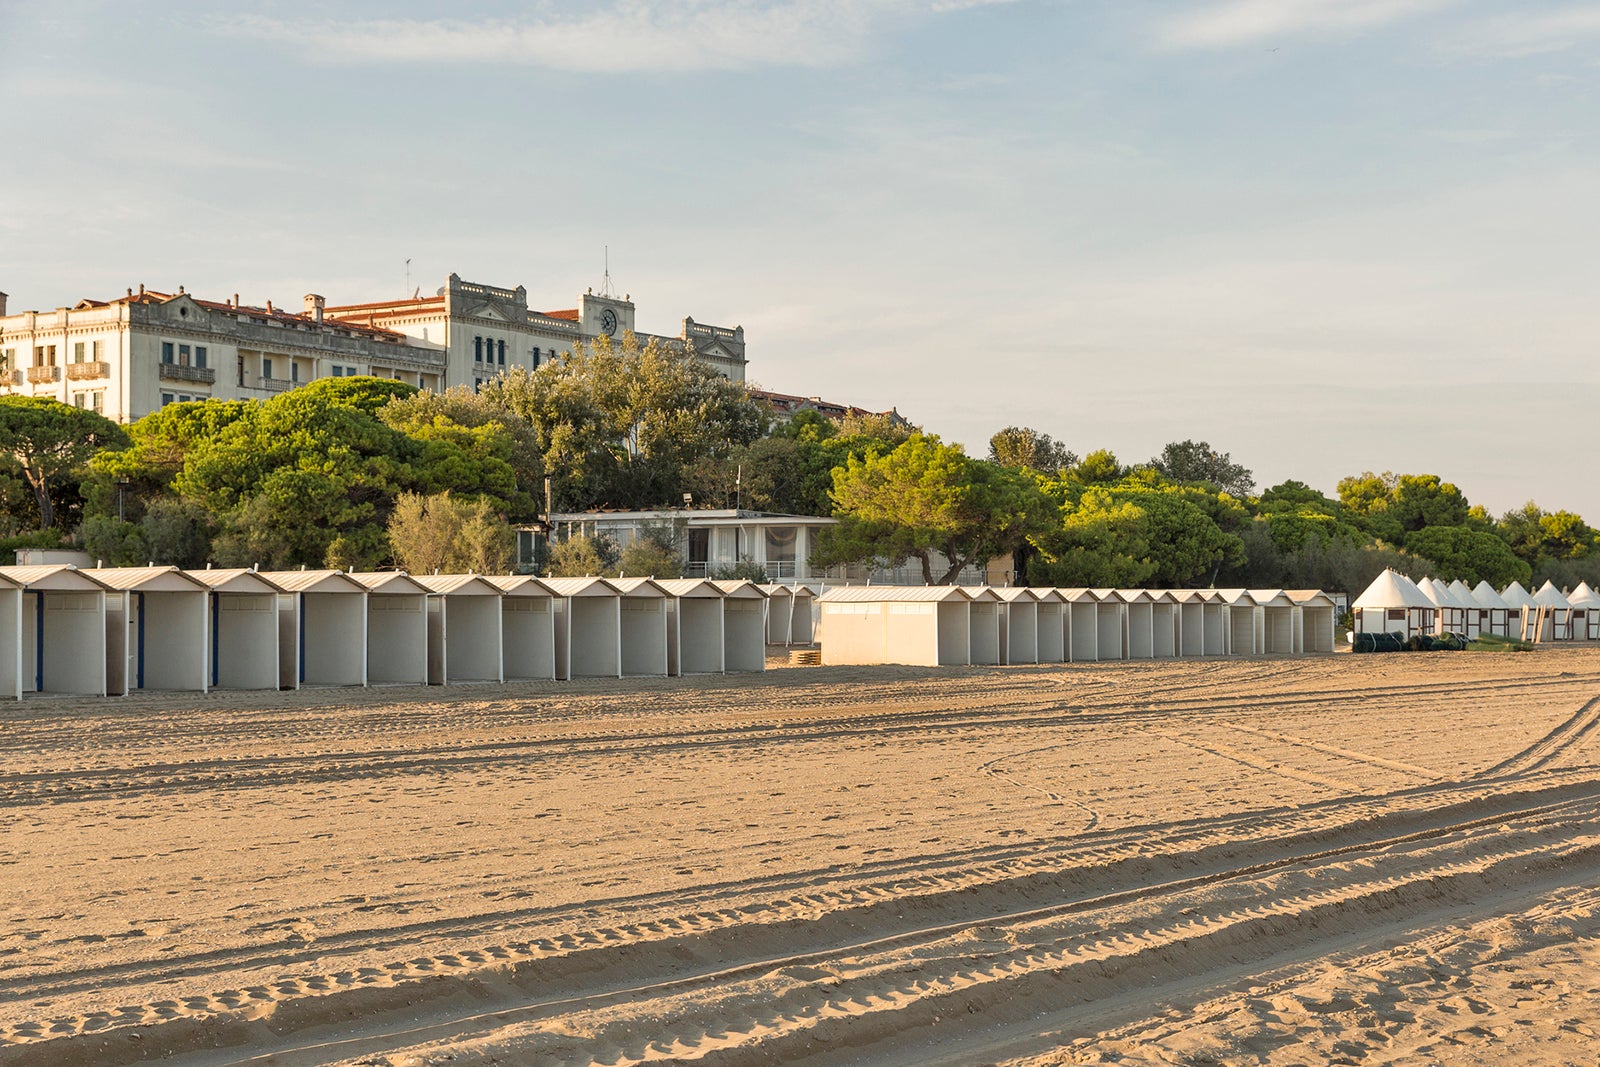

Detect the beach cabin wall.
xmin=1034 ymin=593 xmax=1067 ymax=663
xmin=415 ymin=575 xmax=504 ymax=685
xmin=1 ymin=566 xmax=110 ymax=697
xmin=542 ymin=578 xmax=622 ymax=679
xmin=995 ymin=590 xmax=1039 ymax=665
xmin=1150 ymin=595 xmax=1179 ymax=658
xmin=87 ymin=568 xmax=210 ymax=694
xmin=788 ymin=587 xmax=816 ymax=644
xmin=1120 ymin=592 xmax=1154 ymax=660
xmin=1532 ymin=582 xmax=1574 ymax=642
xmin=262 ymin=571 xmax=368 ymax=688
xmin=186 ymin=571 xmax=283 ymax=691
xmin=657 ymin=580 xmax=725 ymax=676
xmin=1175 ymin=595 xmax=1205 ymax=656
xmin=1250 ymin=591 xmax=1298 ymax=656
xmin=1289 ymin=591 xmax=1337 ymax=654
xmin=818 ymin=588 xmax=972 ymax=667
xmin=0 ymin=579 xmax=23 ymax=699
xmin=968 ymin=591 xmax=1002 ymax=666
xmin=1090 ymin=592 xmax=1126 ymax=661
xmin=492 ymin=577 xmax=557 ymax=681
xmin=610 ymin=579 xmax=670 ymax=678
xmin=351 ymin=573 xmax=429 ymax=686
xmin=712 ymin=581 xmax=767 ymax=673
xmin=1212 ymin=591 xmax=1258 ymax=654
xmin=1061 ymin=592 xmax=1098 ymax=662
xmin=1570 ymin=584 xmax=1600 ymax=640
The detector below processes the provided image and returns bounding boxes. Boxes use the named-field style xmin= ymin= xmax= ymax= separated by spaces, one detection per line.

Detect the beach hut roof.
xmin=540 ymin=576 xmax=619 ymax=597
xmin=412 ymin=573 xmax=504 ymax=596
xmin=1532 ymin=580 xmax=1572 ymax=608
xmin=653 ymin=578 xmax=724 ymax=598
xmin=1028 ymin=588 xmax=1066 ymax=603
xmin=0 ymin=564 xmax=109 ymax=591
xmin=259 ymin=569 xmax=368 ymax=594
xmin=1469 ymin=580 xmax=1511 ymax=610
xmin=1567 ymin=581 xmax=1600 ymax=608
xmin=83 ymin=565 xmax=208 ymax=593
xmin=1053 ymin=587 xmax=1100 ymax=603
xmin=349 ymin=571 xmax=431 ymax=595
xmin=1284 ymin=589 xmax=1336 ymax=608
xmin=1352 ymin=569 xmax=1434 ymax=610
xmin=1167 ymin=589 xmax=1212 ymax=604
xmin=1248 ymin=589 xmax=1297 ymax=607
xmin=184 ymin=568 xmax=286 ymax=594
xmin=709 ymin=579 xmax=767 ymax=599
xmin=1500 ymin=581 xmax=1538 ymax=609
xmin=606 ymin=577 xmax=669 ymax=597
xmin=486 ymin=575 xmax=557 ymax=597
xmin=1211 ymin=588 xmax=1258 ymax=606
xmin=819 ymin=585 xmax=972 ymax=603
xmin=991 ymin=587 xmax=1041 ymax=602
xmin=758 ymin=583 xmax=813 ymax=599
xmin=1111 ymin=589 xmax=1155 ymax=604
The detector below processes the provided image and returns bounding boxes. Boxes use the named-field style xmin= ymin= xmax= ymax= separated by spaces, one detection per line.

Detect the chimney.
xmin=232 ymin=293 xmax=240 ymax=308
xmin=0 ymin=291 xmax=7 ymax=317
xmin=304 ymin=293 xmax=325 ymax=323
xmin=266 ymin=300 xmax=273 ymax=313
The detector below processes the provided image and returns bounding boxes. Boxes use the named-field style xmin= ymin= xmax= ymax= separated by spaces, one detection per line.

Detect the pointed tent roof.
xmin=1567 ymin=581 xmax=1600 ymax=608
xmin=1447 ymin=579 xmax=1478 ymax=609
xmin=1417 ymin=578 xmax=1454 ymax=609
xmin=1470 ymin=580 xmax=1510 ymax=610
xmin=1352 ymin=569 xmax=1434 ymax=610
xmin=1500 ymin=581 xmax=1538 ymax=609
xmin=1532 ymin=580 xmax=1572 ymax=608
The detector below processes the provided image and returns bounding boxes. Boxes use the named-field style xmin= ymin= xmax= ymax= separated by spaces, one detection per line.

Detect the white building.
xmin=0 ymin=274 xmax=747 ymax=422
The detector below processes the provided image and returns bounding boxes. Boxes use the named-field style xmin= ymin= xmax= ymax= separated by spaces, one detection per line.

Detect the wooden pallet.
xmin=788 ymin=649 xmax=822 ymax=666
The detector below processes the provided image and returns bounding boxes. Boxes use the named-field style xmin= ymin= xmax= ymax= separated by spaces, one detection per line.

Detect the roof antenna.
xmin=598 ymin=246 xmax=617 ymax=298
xmin=404 ymin=257 xmax=411 ymax=298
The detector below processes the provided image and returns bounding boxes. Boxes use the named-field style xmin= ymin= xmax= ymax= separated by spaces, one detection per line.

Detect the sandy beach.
xmin=4 ymin=649 xmax=1600 ymax=1066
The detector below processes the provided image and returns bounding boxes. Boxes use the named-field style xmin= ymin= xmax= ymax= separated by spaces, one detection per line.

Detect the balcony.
xmin=25 ymin=365 xmax=60 ymax=384
xmin=2 ymin=369 xmax=21 ymax=386
xmin=159 ymin=363 xmax=216 ymax=384
xmin=255 ymin=377 xmax=291 ymax=393
xmin=66 ymin=361 xmax=110 ymax=381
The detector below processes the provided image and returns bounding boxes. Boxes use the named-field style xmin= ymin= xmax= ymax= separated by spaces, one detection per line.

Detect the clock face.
xmin=600 ymin=308 xmax=618 ymax=336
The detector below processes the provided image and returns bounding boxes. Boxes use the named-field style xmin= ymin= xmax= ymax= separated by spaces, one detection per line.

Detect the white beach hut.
xmin=656 ymin=578 xmax=726 ymax=676
xmin=1532 ymin=581 xmax=1574 ymax=641
xmin=1089 ymin=589 xmax=1127 ymax=661
xmin=260 ymin=569 xmax=368 ymax=688
xmin=1058 ymin=588 xmax=1099 ymax=662
xmin=185 ymin=569 xmax=284 ymax=691
xmin=1352 ymin=570 xmax=1434 ymax=640
xmin=710 ymin=579 xmax=768 ymax=672
xmin=350 ymin=572 xmax=431 ymax=686
xmin=967 ymin=587 xmax=1003 ymax=665
xmin=1500 ymin=581 xmax=1540 ymax=641
xmin=1170 ymin=589 xmax=1208 ymax=657
xmin=414 ymin=574 xmax=505 ymax=685
xmin=1568 ymin=582 xmax=1600 ymax=640
xmin=542 ymin=577 xmax=622 ymax=680
xmin=608 ymin=578 xmax=671 ymax=678
xmin=0 ymin=573 xmax=26 ymax=699
xmin=760 ymin=584 xmax=816 ymax=646
xmin=0 ymin=565 xmax=109 ymax=697
xmin=1286 ymin=590 xmax=1338 ymax=654
xmin=1249 ymin=589 xmax=1300 ymax=655
xmin=86 ymin=566 xmax=210 ymax=695
xmin=1416 ymin=579 xmax=1457 ymax=635
xmin=1147 ymin=590 xmax=1181 ymax=658
xmin=1213 ymin=589 xmax=1260 ymax=654
xmin=994 ymin=588 xmax=1040 ymax=665
xmin=1117 ymin=589 xmax=1156 ymax=660
xmin=818 ymin=586 xmax=972 ymax=667
xmin=489 ymin=575 xmax=558 ymax=681
xmin=1031 ymin=588 xmax=1068 ymax=664
xmin=1470 ymin=581 xmax=1514 ymax=638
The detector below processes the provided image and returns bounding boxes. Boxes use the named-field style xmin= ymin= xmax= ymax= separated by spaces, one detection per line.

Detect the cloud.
xmin=211 ymin=0 xmax=1013 ymax=72
xmin=1439 ymin=6 xmax=1600 ymax=57
xmin=1155 ymin=0 xmax=1456 ymax=50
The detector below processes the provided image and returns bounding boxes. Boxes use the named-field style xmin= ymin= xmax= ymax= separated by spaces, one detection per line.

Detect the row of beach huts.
xmin=0 ymin=565 xmax=822 ymax=699
xmin=1352 ymin=569 xmax=1600 ymax=642
xmin=816 ymin=586 xmax=1339 ymax=667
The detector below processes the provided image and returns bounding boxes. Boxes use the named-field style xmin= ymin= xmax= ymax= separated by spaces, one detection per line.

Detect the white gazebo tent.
xmin=1116 ymin=589 xmax=1156 ymax=660
xmin=1501 ymin=581 xmax=1540 ymax=641
xmin=349 ymin=572 xmax=430 ymax=686
xmin=414 ymin=574 xmax=505 ymax=685
xmin=1532 ymin=581 xmax=1574 ymax=641
xmin=1420 ymin=578 xmax=1471 ymax=635
xmin=710 ymin=579 xmax=768 ymax=672
xmin=542 ymin=577 xmax=622 ymax=680
xmin=1148 ymin=590 xmax=1180 ymax=658
xmin=1249 ymin=589 xmax=1299 ymax=655
xmin=1287 ymin=590 xmax=1338 ymax=653
xmin=1470 ymin=580 xmax=1514 ymax=638
xmin=606 ymin=578 xmax=671 ymax=678
xmin=1058 ymin=588 xmax=1099 ymax=662
xmin=759 ymin=584 xmax=816 ymax=646
xmin=817 ymin=586 xmax=971 ymax=667
xmin=1352 ymin=569 xmax=1435 ymax=640
xmin=1213 ymin=589 xmax=1260 ymax=654
xmin=1569 ymin=582 xmax=1600 ymax=640
xmin=86 ymin=566 xmax=210 ymax=695
xmin=1032 ymin=588 xmax=1068 ymax=663
xmin=260 ymin=570 xmax=368 ymax=688
xmin=186 ymin=569 xmax=284 ymax=690
xmin=968 ymin=587 xmax=1003 ymax=665
xmin=994 ymin=588 xmax=1040 ymax=665
xmin=656 ymin=578 xmax=726 ymax=676
xmin=0 ymin=573 xmax=25 ymax=699
xmin=0 ymin=565 xmax=109 ymax=697
xmin=489 ymin=575 xmax=558 ymax=681
xmin=1447 ymin=580 xmax=1483 ymax=638
xmin=1089 ymin=589 xmax=1127 ymax=661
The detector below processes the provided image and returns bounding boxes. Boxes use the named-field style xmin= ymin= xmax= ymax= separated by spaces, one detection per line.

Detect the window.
xmin=474 ymin=336 xmax=483 ymax=362
xmin=91 ymin=390 xmax=104 ymax=414
xmin=497 ymin=339 xmax=506 ymax=365
xmin=161 ymin=341 xmax=175 ymax=364
xmin=72 ymin=392 xmax=86 ymax=408
xmin=178 ymin=393 xmax=193 ymax=402
xmin=1 ymin=346 xmax=13 ymax=370
xmin=93 ymin=339 xmax=103 ymax=359
xmin=533 ymin=346 xmax=541 ymax=366
xmin=161 ymin=391 xmax=176 ymax=406
xmin=291 ymin=362 xmax=299 ymax=382
xmin=262 ymin=356 xmax=274 ymax=380
xmin=331 ymin=365 xmax=343 ymax=377
xmin=74 ymin=342 xmax=86 ymax=363
xmin=195 ymin=345 xmax=207 ymax=369
xmin=178 ymin=343 xmax=191 ymax=366
xmin=474 ymin=377 xmax=482 ymax=393
xmin=35 ymin=345 xmax=57 ymax=367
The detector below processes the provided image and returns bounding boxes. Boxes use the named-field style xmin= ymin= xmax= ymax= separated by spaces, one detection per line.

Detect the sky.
xmin=2 ymin=0 xmax=1598 ymax=519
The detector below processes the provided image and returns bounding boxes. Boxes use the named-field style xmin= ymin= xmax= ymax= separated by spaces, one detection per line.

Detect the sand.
xmin=2 ymin=649 xmax=1600 ymax=1066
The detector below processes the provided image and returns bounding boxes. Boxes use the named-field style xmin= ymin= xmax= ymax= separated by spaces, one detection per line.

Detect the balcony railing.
xmin=159 ymin=363 xmax=216 ymax=384
xmin=2 ymin=369 xmax=22 ymax=386
xmin=258 ymin=377 xmax=291 ymax=392
xmin=66 ymin=361 xmax=110 ymax=380
xmin=25 ymin=365 xmax=60 ymax=384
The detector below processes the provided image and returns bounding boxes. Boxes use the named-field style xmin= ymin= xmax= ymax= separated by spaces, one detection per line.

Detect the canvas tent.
xmin=656 ymin=578 xmax=726 ymax=675
xmin=818 ymin=586 xmax=972 ymax=667
xmin=1470 ymin=581 xmax=1514 ymax=638
xmin=489 ymin=575 xmax=558 ymax=681
xmin=260 ymin=569 xmax=368 ymax=688
xmin=994 ymin=588 xmax=1039 ymax=665
xmin=1569 ymin=582 xmax=1600 ymax=640
xmin=86 ymin=566 xmax=210 ymax=695
xmin=541 ymin=577 xmax=622 ymax=679
xmin=0 ymin=565 xmax=109 ymax=697
xmin=1500 ymin=581 xmax=1539 ymax=640
xmin=186 ymin=569 xmax=284 ymax=690
xmin=350 ymin=572 xmax=430 ymax=685
xmin=1532 ymin=581 xmax=1574 ymax=641
xmin=1352 ymin=570 xmax=1435 ymax=640
xmin=710 ymin=579 xmax=768 ymax=672
xmin=1446 ymin=580 xmax=1482 ymax=638
xmin=414 ymin=574 xmax=505 ymax=685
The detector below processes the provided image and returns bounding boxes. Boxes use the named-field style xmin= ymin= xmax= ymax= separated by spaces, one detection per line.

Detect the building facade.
xmin=0 ymin=275 xmax=747 ymax=422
